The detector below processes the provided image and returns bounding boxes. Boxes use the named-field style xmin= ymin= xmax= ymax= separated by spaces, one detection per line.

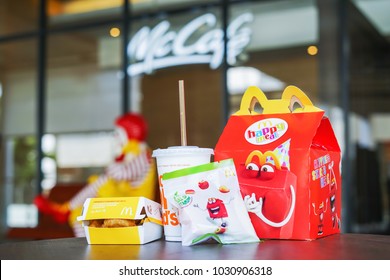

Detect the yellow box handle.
xmin=234 ymin=85 xmax=323 ymax=116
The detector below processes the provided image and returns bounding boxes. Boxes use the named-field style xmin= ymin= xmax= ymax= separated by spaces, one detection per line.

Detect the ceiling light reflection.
xmin=307 ymin=45 xmax=318 ymax=56
xmin=110 ymin=27 xmax=121 ymax=37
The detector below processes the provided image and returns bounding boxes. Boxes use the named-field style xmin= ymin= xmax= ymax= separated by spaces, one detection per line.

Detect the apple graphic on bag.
xmin=198 ymin=180 xmax=209 ymax=190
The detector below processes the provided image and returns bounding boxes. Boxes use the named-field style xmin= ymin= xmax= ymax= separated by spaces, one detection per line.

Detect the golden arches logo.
xmin=244 ymin=150 xmax=281 ymax=170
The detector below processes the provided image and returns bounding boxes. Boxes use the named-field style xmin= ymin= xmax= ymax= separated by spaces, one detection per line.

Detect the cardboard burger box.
xmin=77 ymin=197 xmax=163 ymax=244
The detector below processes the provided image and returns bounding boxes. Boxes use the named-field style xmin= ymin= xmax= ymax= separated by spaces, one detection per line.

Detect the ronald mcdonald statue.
xmin=34 ymin=113 xmax=157 ymax=237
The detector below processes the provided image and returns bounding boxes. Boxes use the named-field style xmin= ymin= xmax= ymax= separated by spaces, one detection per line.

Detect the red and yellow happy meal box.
xmin=215 ymin=85 xmax=342 ymax=240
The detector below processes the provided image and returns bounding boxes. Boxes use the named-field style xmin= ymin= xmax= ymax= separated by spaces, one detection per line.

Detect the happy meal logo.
xmin=245 ymin=118 xmax=288 ymax=145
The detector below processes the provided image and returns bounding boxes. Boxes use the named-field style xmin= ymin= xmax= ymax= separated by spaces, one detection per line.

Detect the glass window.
xmin=347 ymin=0 xmax=390 ymax=232
xmin=228 ymin=0 xmax=318 ymax=114
xmin=7 ymin=136 xmax=37 ymax=204
xmin=1 ymin=40 xmax=38 ymax=135
xmin=47 ymin=27 xmax=122 ymax=133
xmin=54 ymin=132 xmax=113 ymax=185
xmin=131 ymin=7 xmax=224 ymax=150
xmin=46 ymin=26 xmax=122 ymax=184
xmin=0 ymin=39 xmax=38 ymax=228
xmin=0 ymin=0 xmax=39 ymax=36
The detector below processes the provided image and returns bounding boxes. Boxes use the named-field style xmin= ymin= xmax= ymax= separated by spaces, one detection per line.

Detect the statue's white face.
xmin=113 ymin=126 xmax=128 ymax=157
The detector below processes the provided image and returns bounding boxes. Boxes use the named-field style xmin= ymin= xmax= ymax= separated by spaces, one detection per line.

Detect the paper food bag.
xmin=215 ymin=85 xmax=342 ymax=240
xmin=162 ymin=159 xmax=259 ymax=246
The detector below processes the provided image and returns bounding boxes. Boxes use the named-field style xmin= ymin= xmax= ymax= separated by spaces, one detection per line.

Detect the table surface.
xmin=1 ymin=233 xmax=390 ymax=260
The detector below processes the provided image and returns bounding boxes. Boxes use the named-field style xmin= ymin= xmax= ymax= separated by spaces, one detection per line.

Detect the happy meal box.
xmin=215 ymin=85 xmax=341 ymax=240
xmin=241 ymin=150 xmax=297 ymax=239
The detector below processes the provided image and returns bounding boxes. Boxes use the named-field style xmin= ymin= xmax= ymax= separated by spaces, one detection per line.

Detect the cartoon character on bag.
xmin=240 ymin=149 xmax=297 ymax=239
xmin=328 ymin=161 xmax=340 ymax=229
xmin=312 ymin=200 xmax=328 ymax=235
xmin=206 ymin=197 xmax=229 ymax=234
xmin=194 ymin=196 xmax=234 ymax=234
xmin=192 ymin=178 xmax=235 ymax=235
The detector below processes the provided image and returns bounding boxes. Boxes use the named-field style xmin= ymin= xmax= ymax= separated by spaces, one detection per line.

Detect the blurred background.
xmin=0 ymin=0 xmax=389 ymax=241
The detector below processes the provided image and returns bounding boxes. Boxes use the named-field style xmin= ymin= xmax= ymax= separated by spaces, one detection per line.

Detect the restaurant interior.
xmin=0 ymin=0 xmax=390 ymax=241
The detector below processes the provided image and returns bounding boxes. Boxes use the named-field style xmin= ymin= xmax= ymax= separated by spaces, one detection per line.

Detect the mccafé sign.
xmin=127 ymin=13 xmax=253 ymax=76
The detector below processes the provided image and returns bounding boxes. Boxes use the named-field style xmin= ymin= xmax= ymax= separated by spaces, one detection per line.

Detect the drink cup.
xmin=152 ymin=146 xmax=214 ymax=241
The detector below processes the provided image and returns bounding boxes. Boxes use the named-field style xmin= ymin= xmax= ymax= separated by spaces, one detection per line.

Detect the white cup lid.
xmin=152 ymin=146 xmax=214 ymax=157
